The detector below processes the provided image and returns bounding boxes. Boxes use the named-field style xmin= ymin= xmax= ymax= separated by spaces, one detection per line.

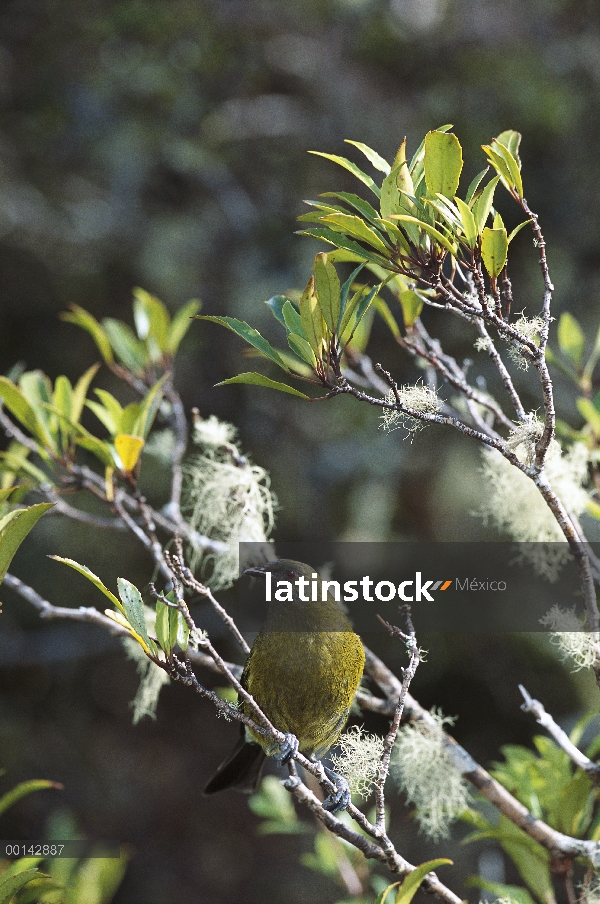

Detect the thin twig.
xmin=519 ymin=685 xmax=600 ymax=781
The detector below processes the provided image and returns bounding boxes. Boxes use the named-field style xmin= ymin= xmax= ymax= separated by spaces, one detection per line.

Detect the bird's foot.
xmin=321 ymin=766 xmax=351 ymax=812
xmin=276 ymin=733 xmax=299 ymax=765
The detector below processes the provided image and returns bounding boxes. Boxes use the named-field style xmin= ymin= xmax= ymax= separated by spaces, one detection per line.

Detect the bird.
xmin=203 ymin=559 xmax=365 ymax=811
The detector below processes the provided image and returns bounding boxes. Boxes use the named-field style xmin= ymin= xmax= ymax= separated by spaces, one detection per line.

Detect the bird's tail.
xmin=203 ymin=734 xmax=266 ymax=795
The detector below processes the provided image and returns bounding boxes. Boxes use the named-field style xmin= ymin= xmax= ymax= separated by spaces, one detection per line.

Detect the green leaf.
xmin=399 ymin=290 xmax=424 ymax=328
xmin=60 ymin=305 xmax=114 ymax=364
xmin=53 ymin=375 xmax=73 ymax=426
xmin=117 ymin=578 xmax=154 ymax=653
xmin=557 ymin=312 xmax=585 ymax=368
xmin=0 ymin=451 xmax=47 ymax=485
xmin=131 ymin=374 xmax=168 ymax=439
xmin=264 ymin=295 xmax=289 ymax=328
xmin=508 ymin=219 xmax=531 ymax=244
xmin=319 ymin=191 xmax=381 ymax=225
xmin=482 ymin=138 xmax=523 ymax=198
xmin=196 ymin=316 xmax=287 ymax=370
xmin=0 ymin=502 xmax=53 ymax=584
xmin=424 ymin=131 xmax=463 ymax=199
xmin=0 ymin=779 xmax=59 ymax=818
xmin=71 ymin=363 xmax=100 ymax=425
xmin=481 ymin=226 xmax=508 ymax=278
xmin=313 ymin=252 xmax=341 ymax=333
xmin=496 ymin=129 xmax=522 ymax=164
xmin=76 ymin=434 xmax=117 ymax=468
xmin=132 ymin=287 xmax=170 ymax=352
xmin=0 ymin=377 xmax=54 ymax=451
xmin=308 ymin=151 xmax=381 ymax=197
xmin=156 ymin=596 xmax=179 ymax=654
xmin=165 ymin=299 xmax=202 ymax=356
xmin=48 ymin=556 xmax=123 ymax=613
xmin=282 ymin=299 xmax=306 ymax=338
xmin=454 ymin=196 xmax=478 ymax=247
xmin=344 ymin=140 xmax=390 ymax=174
xmin=297 ymin=227 xmax=391 ymax=267
xmin=380 ymin=142 xmax=415 ymax=219
xmin=465 ymin=167 xmax=489 ymax=204
xmin=409 ymin=124 xmax=453 ymax=181
xmin=0 ymin=868 xmax=43 ymax=904
xmin=299 ymin=277 xmax=325 ymax=355
xmin=216 ymin=373 xmax=309 ymax=398
xmin=287 ymin=334 xmax=317 ymax=368
xmin=102 ymin=319 xmax=148 ymax=373
xmin=395 ymin=859 xmax=452 ymax=904
xmin=338 ymin=263 xmax=366 ymax=332
xmin=390 ymin=215 xmax=457 ymax=255
xmin=320 ymin=214 xmax=391 ymax=257
xmin=86 ymin=399 xmax=119 ymax=435
xmin=472 ymin=175 xmax=500 ymax=234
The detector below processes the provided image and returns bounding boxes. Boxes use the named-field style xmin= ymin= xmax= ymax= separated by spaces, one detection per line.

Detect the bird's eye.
xmin=285 ymin=570 xmax=295 ymax=580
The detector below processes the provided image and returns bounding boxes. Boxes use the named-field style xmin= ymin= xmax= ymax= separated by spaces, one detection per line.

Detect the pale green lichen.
xmin=181 ymin=414 xmax=276 ymax=589
xmin=329 ymin=726 xmax=385 ymax=799
xmin=391 ymin=709 xmax=470 ymax=840
xmin=124 ymin=637 xmax=170 ymax=724
xmin=479 ymin=421 xmax=589 ymax=581
xmin=539 ymin=605 xmax=599 ymax=672
xmin=380 ymin=384 xmax=442 ymax=435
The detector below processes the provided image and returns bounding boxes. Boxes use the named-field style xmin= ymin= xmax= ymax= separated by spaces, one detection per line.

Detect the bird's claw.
xmin=276 ymin=733 xmax=299 ymax=765
xmin=321 ymin=767 xmax=351 ymax=813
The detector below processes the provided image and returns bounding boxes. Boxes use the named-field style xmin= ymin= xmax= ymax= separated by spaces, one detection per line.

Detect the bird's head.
xmin=243 ymin=559 xmax=311 ymax=583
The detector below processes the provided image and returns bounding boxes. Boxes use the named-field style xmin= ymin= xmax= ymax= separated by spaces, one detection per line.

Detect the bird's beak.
xmin=242 ymin=564 xmax=269 ymax=577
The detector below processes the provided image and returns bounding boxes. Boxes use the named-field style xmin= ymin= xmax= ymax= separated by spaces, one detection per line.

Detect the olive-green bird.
xmin=204 ymin=559 xmax=365 ymax=811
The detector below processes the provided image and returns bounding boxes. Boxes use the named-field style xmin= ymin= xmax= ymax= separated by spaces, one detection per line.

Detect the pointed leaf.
xmin=86 ymin=400 xmax=118 ymax=435
xmin=53 ymin=375 xmax=73 ymax=423
xmin=0 ymin=377 xmax=54 ymax=451
xmin=0 ymin=868 xmax=43 ymax=903
xmin=282 ymin=299 xmax=306 ymax=338
xmin=380 ymin=150 xmax=414 ymax=219
xmin=454 ymin=196 xmax=478 ymax=247
xmin=114 ymin=434 xmax=145 ymax=473
xmin=297 ymin=227 xmax=391 ymax=267
xmin=264 ymin=295 xmax=289 ymax=328
xmin=319 ymin=191 xmax=381 ymax=224
xmin=395 ymin=859 xmax=452 ymax=904
xmin=481 ymin=226 xmax=508 ymax=278
xmin=308 ymin=151 xmax=381 ymax=197
xmin=117 ymin=578 xmax=152 ymax=651
xmin=60 ymin=305 xmax=114 ymax=364
xmin=313 ymin=253 xmax=341 ymax=333
xmin=49 ymin=555 xmax=123 ymax=612
xmin=496 ymin=129 xmax=522 ymax=164
xmin=472 ymin=175 xmax=500 ymax=234
xmin=299 ymin=277 xmax=325 ymax=354
xmin=0 ymin=779 xmax=59 ymax=818
xmin=156 ymin=596 xmax=179 ymax=654
xmin=132 ymin=287 xmax=170 ymax=351
xmin=338 ymin=264 xmax=366 ymax=332
xmin=131 ymin=374 xmax=168 ymax=439
xmin=320 ymin=214 xmax=391 ymax=256
xmin=424 ymin=131 xmax=463 ymax=198
xmin=0 ymin=502 xmax=54 ymax=584
xmin=196 ymin=316 xmax=287 ymax=370
xmin=344 ymin=140 xmax=390 ymax=174
xmin=216 ymin=373 xmax=310 ymax=398
xmin=287 ymin=334 xmax=317 ymax=367
xmin=492 ymin=135 xmax=523 ymax=198
xmin=165 ymin=299 xmax=201 ymax=356
xmin=71 ymin=363 xmax=100 ymax=424
xmin=102 ymin=319 xmax=148 ymax=373
xmin=390 ymin=215 xmax=457 ymax=255
xmin=508 ymin=219 xmax=531 ymax=244
xmin=76 ymin=434 xmax=117 ymax=468
xmin=465 ymin=167 xmax=490 ymax=204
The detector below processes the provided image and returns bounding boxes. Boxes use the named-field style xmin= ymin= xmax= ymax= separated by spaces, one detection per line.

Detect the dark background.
xmin=1 ymin=0 xmax=600 ymax=901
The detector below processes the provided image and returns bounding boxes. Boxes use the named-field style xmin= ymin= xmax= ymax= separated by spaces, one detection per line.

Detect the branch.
xmin=519 ymin=685 xmax=600 ymax=781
